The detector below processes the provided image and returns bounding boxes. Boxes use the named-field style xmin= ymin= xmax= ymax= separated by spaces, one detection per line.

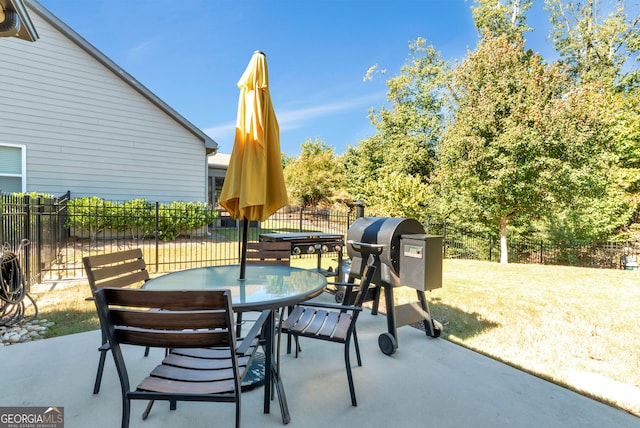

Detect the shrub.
xmin=65 ymin=198 xmax=217 ymax=241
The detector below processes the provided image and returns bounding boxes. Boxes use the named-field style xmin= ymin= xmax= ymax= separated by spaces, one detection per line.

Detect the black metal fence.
xmin=1 ymin=192 xmax=71 ymax=287
xmin=2 ymin=193 xmax=638 ymax=288
xmin=1 ymin=193 xmax=359 ymax=286
xmin=429 ymin=222 xmax=639 ymax=269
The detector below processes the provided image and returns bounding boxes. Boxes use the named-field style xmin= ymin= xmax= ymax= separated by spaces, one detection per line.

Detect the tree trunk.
xmin=500 ymin=216 xmax=509 ymax=264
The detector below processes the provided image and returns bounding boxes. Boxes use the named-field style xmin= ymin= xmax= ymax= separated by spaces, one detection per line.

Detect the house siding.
xmin=0 ymin=2 xmax=214 ymax=202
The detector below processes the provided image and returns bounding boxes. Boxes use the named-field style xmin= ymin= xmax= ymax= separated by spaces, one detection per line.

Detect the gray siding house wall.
xmin=0 ymin=0 xmax=217 ymax=202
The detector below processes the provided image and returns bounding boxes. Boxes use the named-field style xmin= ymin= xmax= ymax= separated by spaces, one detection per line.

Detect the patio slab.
xmin=0 ymin=308 xmax=637 ymax=428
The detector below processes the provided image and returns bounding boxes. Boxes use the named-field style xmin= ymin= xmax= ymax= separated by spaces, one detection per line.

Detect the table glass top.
xmin=145 ymin=264 xmax=327 ymax=309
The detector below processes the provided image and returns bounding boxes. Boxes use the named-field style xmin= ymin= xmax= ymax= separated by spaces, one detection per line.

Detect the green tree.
xmin=546 ymin=0 xmax=640 ymax=87
xmin=471 ymin=0 xmax=532 ymax=41
xmin=366 ymin=38 xmax=449 ymax=179
xmin=540 ymin=83 xmax=634 ymax=243
xmin=544 ymin=0 xmax=640 ymax=238
xmin=610 ymin=89 xmax=640 ymax=225
xmin=436 ymin=35 xmax=613 ymax=263
xmin=344 ymin=38 xmax=448 ymax=218
xmin=284 ymin=139 xmax=344 ymax=207
xmin=364 ymin=171 xmax=431 ymax=221
xmin=341 ymin=135 xmax=386 ymax=203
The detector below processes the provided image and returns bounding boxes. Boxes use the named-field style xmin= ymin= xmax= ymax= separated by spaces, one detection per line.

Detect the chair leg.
xmin=122 ymin=397 xmax=131 ymax=428
xmin=275 ymin=307 xmax=285 ymax=378
xmin=286 ymin=333 xmax=302 ymax=355
xmin=353 ymin=329 xmax=362 ymax=366
xmin=141 ymin=400 xmax=154 ymax=420
xmin=236 ymin=312 xmax=243 ymax=337
xmin=235 ymin=395 xmax=241 ymax=428
xmin=144 ymin=346 xmax=150 ymax=357
xmin=294 ymin=336 xmax=301 ymax=358
xmin=93 ymin=348 xmax=107 ymax=394
xmin=344 ymin=341 xmax=357 ymax=406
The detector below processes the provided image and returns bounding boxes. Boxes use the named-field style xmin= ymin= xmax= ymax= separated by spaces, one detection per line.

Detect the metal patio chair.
xmin=281 ymin=263 xmax=376 ymax=406
xmin=93 ymin=287 xmax=269 ymax=428
xmin=245 ymin=241 xmax=291 ymax=266
xmin=238 ymin=241 xmax=292 ymax=337
xmin=82 ymin=248 xmax=151 ymax=394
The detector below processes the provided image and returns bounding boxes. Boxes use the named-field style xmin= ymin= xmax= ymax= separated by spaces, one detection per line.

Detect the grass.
xmin=26 ymin=258 xmax=640 ymax=416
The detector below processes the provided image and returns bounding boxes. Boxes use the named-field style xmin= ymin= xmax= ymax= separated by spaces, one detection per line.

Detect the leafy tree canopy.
xmin=284 ymin=138 xmax=345 ymax=207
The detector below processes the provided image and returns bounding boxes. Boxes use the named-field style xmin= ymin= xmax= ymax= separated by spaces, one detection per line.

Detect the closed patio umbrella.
xmin=219 ymin=50 xmax=288 ymax=279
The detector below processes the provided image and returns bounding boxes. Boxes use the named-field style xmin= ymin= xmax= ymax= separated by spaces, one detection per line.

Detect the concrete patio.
xmin=0 ymin=302 xmax=637 ymax=428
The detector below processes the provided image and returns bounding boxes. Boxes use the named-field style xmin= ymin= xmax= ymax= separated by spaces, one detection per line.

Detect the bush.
xmin=65 ymin=198 xmax=217 ymax=241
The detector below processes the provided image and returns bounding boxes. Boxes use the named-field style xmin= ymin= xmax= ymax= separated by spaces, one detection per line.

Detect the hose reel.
xmin=1 ymin=239 xmax=38 ymax=326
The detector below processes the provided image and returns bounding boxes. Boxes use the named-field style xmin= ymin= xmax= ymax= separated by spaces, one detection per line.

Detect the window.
xmin=0 ymin=144 xmax=26 ymax=193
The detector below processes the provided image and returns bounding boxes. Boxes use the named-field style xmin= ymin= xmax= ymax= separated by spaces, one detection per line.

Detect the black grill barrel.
xmin=344 ymin=240 xmax=384 ymax=284
xmin=347 ymin=217 xmax=425 ymax=286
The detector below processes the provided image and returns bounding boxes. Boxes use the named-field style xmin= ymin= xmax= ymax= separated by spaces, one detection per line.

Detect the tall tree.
xmin=365 ymin=38 xmax=449 ymax=179
xmin=472 ymin=0 xmax=533 ymax=41
xmin=344 ymin=38 xmax=448 ymax=218
xmin=436 ymin=35 xmax=613 ymax=263
xmin=545 ymin=0 xmax=640 ymax=87
xmin=284 ymin=138 xmax=344 ymax=207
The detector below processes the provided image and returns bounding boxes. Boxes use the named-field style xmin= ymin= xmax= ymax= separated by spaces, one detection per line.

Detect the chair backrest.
xmin=93 ymin=288 xmax=236 ymax=350
xmin=83 ymin=248 xmax=150 ymax=292
xmin=245 ymin=241 xmax=291 ymax=266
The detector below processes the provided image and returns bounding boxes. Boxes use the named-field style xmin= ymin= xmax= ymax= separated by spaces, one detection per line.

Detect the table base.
xmin=242 ymin=352 xmax=266 ymax=391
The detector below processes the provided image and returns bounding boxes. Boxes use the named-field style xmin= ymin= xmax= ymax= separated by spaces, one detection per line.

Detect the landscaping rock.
xmin=0 ymin=319 xmax=54 ymax=346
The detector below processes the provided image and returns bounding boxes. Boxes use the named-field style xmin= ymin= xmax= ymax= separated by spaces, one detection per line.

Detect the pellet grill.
xmin=346 ymin=217 xmax=443 ymax=355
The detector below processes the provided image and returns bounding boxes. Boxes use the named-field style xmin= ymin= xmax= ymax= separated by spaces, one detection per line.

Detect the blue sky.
xmin=37 ymin=0 xmax=557 ymax=157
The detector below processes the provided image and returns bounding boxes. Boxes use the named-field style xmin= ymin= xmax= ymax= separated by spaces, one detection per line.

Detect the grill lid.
xmin=346 ymin=217 xmax=424 ymax=281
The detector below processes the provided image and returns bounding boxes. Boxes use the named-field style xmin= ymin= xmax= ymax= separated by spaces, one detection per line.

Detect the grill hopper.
xmin=345 ymin=217 xmax=443 ymax=355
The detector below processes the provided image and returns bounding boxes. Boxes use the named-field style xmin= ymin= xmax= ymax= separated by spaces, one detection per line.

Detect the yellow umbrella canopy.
xmin=219 ymin=50 xmax=288 ymax=222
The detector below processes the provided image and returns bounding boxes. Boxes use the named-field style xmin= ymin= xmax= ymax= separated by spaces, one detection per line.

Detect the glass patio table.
xmin=143 ymin=264 xmax=327 ymax=424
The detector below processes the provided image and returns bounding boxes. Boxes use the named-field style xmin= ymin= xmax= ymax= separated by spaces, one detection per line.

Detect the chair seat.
xmin=281 ymin=306 xmax=352 ymax=341
xmin=138 ymin=375 xmax=238 ymax=395
xmin=160 ymin=352 xmax=250 ymax=371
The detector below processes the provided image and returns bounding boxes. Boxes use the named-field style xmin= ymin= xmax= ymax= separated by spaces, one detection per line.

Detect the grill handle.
xmin=347 ymin=241 xmax=384 ymax=256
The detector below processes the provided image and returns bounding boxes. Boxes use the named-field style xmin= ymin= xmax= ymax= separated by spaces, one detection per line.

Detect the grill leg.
xmin=383 ymin=284 xmax=398 ymax=341
xmin=370 ymin=284 xmax=382 ymax=315
xmin=416 ymin=290 xmax=442 ymax=338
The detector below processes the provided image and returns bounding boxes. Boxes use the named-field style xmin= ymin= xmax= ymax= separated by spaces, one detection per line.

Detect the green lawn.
xmin=425 ymin=259 xmax=640 ymax=416
xmin=29 ymin=258 xmax=640 ymax=416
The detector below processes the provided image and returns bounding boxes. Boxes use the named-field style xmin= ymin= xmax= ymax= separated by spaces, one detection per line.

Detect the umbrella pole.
xmin=240 ymin=217 xmax=249 ymax=280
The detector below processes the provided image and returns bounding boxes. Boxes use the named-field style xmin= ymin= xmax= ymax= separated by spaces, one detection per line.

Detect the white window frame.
xmin=0 ymin=143 xmax=26 ymax=193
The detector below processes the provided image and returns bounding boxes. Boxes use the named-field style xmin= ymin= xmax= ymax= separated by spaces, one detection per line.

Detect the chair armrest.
xmin=295 ymin=301 xmax=363 ymax=312
xmin=326 ymin=281 xmax=362 ymax=288
xmin=237 ymin=309 xmax=270 ymax=355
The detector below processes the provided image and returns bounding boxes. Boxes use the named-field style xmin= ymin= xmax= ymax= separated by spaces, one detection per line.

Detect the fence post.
xmin=22 ymin=195 xmax=31 ymax=288
xmin=155 ymin=202 xmax=159 ymax=271
xmin=355 ymin=200 xmax=365 ymax=218
xmin=298 ymin=206 xmax=303 ymax=232
xmin=442 ymin=220 xmax=447 ymax=258
xmin=36 ymin=196 xmax=43 ymax=285
xmin=540 ymin=240 xmax=543 ymax=264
